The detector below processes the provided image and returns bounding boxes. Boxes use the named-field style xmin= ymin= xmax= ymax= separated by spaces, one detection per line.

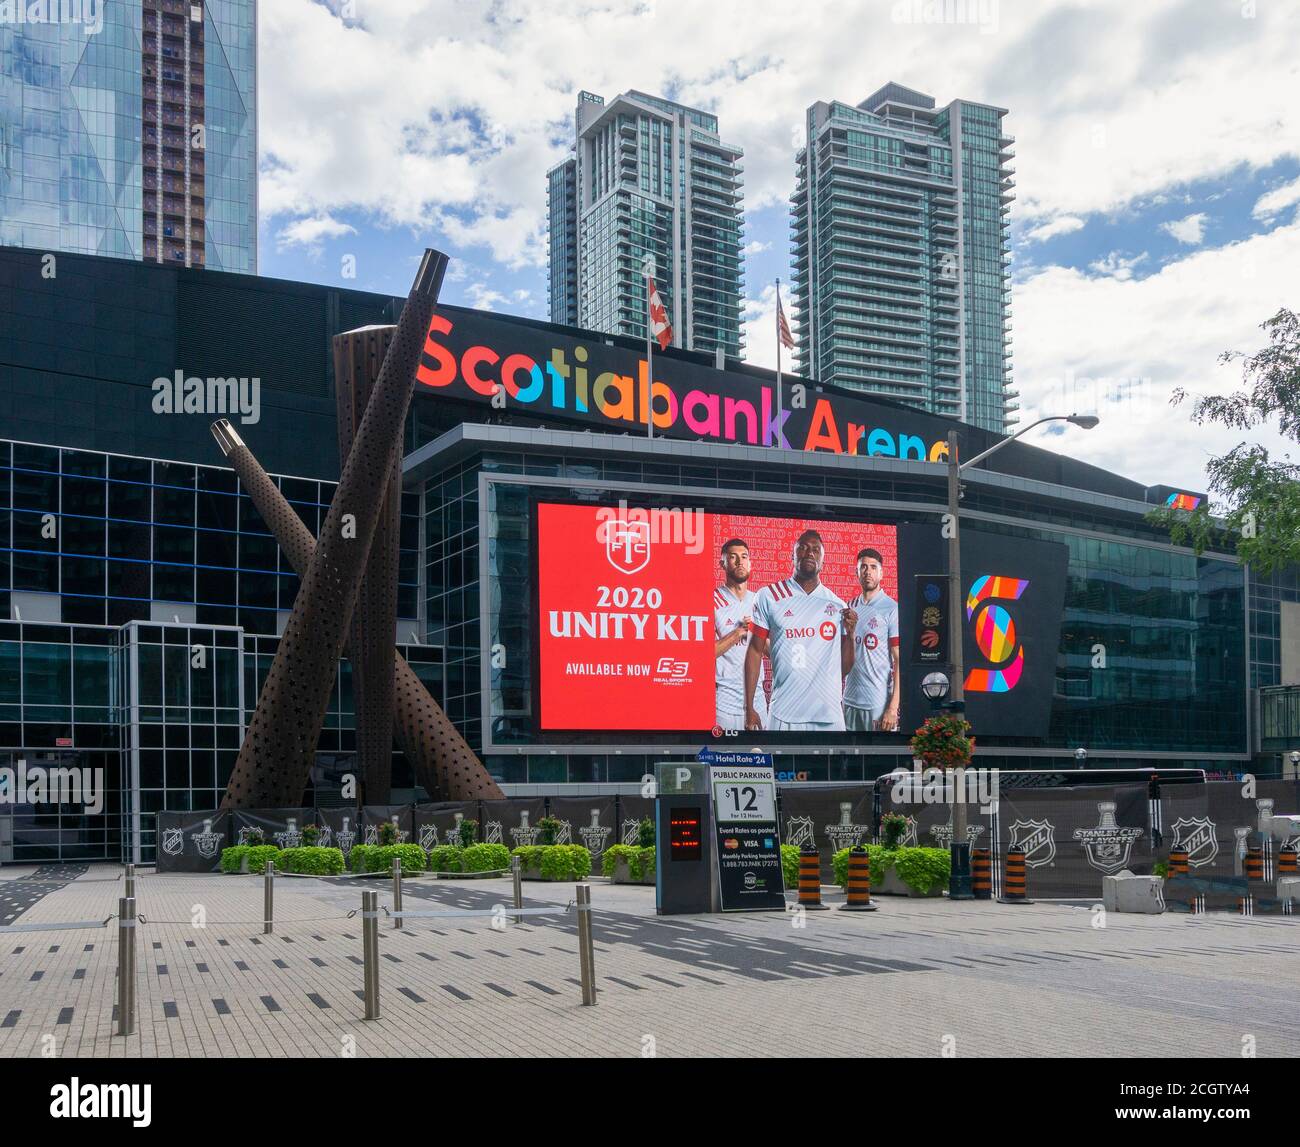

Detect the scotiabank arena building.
xmin=1 ymin=248 xmax=1298 ymax=862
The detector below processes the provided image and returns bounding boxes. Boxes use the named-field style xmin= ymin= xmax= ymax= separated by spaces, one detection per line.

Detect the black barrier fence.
xmin=157 ymin=779 xmax=1300 ymax=899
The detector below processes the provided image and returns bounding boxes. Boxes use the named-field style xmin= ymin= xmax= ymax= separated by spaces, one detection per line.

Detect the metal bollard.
xmin=362 ymin=890 xmax=380 ymax=1020
xmin=124 ymin=862 xmax=135 ymax=900
xmin=511 ymin=854 xmax=523 ymax=924
xmin=576 ymin=883 xmax=597 ymax=1006
xmin=264 ymin=859 xmax=275 ymax=935
xmin=392 ymin=856 xmax=403 ymax=930
xmin=116 ymin=896 xmax=136 ymax=1037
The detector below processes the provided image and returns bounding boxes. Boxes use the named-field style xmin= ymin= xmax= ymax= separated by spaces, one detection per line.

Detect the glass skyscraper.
xmin=546 ymin=89 xmax=745 ymax=358
xmin=791 ymin=83 xmax=1015 ymax=431
xmin=0 ymin=0 xmax=256 ymax=273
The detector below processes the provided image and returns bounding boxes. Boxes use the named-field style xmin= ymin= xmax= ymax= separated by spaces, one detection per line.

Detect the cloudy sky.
xmin=257 ymin=0 xmax=1300 ymax=495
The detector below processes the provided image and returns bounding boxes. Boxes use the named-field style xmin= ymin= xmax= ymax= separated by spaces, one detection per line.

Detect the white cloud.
xmin=259 ymin=2 xmax=1300 ymax=275
xmin=274 ymin=215 xmax=356 ymax=253
xmin=1086 ymin=251 xmax=1149 ymax=280
xmin=1023 ymin=215 xmax=1086 ymax=243
xmin=743 ymin=239 xmax=771 ymax=255
xmin=1161 ymin=212 xmax=1208 ymax=244
xmin=465 ymin=282 xmax=509 ymax=311
xmin=1252 ymin=175 xmax=1300 ymax=222
xmin=1013 ymin=220 xmax=1299 ymax=491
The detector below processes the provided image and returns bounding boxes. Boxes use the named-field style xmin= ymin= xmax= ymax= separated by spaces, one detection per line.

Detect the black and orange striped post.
xmin=841 ymin=846 xmax=878 ymax=912
xmin=1245 ymin=846 xmax=1264 ymax=882
xmin=998 ymin=848 xmax=1031 ymax=904
xmin=1168 ymin=848 xmax=1189 ymax=877
xmin=972 ymin=848 xmax=992 ymax=900
xmin=798 ymin=846 xmax=827 ymax=911
xmin=1278 ymin=847 xmax=1298 ymax=876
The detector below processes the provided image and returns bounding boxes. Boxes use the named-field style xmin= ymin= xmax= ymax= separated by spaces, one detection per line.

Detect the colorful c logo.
xmin=965 ymin=575 xmax=1029 ymax=693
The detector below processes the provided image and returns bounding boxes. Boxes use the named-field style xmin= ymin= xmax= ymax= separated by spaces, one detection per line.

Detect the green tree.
xmin=1148 ymin=308 xmax=1300 ymax=573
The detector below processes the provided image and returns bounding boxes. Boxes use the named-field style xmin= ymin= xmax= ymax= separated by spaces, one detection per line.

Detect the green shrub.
xmin=512 ymin=844 xmax=592 ymax=881
xmin=780 ymin=844 xmax=800 ymax=889
xmin=1153 ymin=860 xmax=1169 ymax=879
xmin=880 ymin=812 xmax=908 ymax=849
xmin=245 ymin=845 xmax=282 ymax=873
xmin=463 ymin=842 xmax=510 ymax=872
xmin=377 ymin=821 xmax=399 ymax=846
xmin=428 ymin=844 xmax=464 ymax=873
xmin=276 ymin=846 xmax=345 ymax=875
xmin=831 ymin=845 xmax=949 ymax=895
xmin=638 ymin=818 xmax=655 ymax=848
xmin=602 ymin=844 xmax=655 ymax=880
xmin=348 ymin=844 xmax=376 ymax=873
xmin=369 ymin=843 xmax=427 ymax=873
xmin=458 ymin=819 xmax=478 ymax=848
xmin=301 ymin=824 xmax=321 ymax=847
xmin=241 ymin=828 xmax=265 ymax=846
xmin=220 ymin=845 xmax=249 ymax=874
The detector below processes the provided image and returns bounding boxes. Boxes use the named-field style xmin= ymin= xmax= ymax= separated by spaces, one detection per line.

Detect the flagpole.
xmin=775 ymin=277 xmax=783 ymax=449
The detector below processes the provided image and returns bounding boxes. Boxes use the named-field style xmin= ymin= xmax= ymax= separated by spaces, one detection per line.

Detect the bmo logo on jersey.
xmin=818 ymin=621 xmax=837 ymax=640
xmin=601 ymin=519 xmax=650 ymax=574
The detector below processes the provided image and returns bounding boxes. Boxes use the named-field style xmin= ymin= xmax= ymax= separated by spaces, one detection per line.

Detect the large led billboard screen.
xmin=536 ymin=502 xmax=901 ymax=734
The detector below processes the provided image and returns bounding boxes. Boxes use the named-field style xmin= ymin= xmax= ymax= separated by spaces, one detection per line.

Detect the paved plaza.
xmin=1 ymin=863 xmax=1297 ymax=1058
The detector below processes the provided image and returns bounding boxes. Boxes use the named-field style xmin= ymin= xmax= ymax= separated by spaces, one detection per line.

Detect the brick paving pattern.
xmin=1 ymin=865 xmax=1297 ymax=1057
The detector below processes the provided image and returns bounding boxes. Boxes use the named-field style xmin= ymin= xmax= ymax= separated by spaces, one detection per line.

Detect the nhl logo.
xmin=784 ymin=815 xmax=815 ymax=851
xmin=620 ymin=819 xmax=641 ymax=846
xmin=1169 ymin=816 xmax=1218 ymax=868
xmin=417 ymin=823 xmax=438 ymax=851
xmin=900 ymin=815 xmax=919 ymax=848
xmin=161 ymin=827 xmax=184 ymax=857
xmin=484 ymin=820 xmax=504 ymax=845
xmin=190 ymin=818 xmax=224 ymax=859
xmin=1009 ymin=818 xmax=1056 ymax=868
xmin=1073 ymin=802 xmax=1143 ymax=874
xmin=553 ymin=819 xmax=573 ymax=845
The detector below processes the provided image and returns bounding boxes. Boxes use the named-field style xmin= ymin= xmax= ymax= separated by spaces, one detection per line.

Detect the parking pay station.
xmin=654 ymin=752 xmax=786 ymax=915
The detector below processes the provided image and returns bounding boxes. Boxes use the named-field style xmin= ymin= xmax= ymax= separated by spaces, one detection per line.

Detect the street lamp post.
xmin=944 ymin=413 xmax=1099 ymax=901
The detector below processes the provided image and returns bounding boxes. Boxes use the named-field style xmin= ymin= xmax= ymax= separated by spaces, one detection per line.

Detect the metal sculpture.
xmin=211 ymin=419 xmax=503 ymax=804
xmin=335 ymin=325 xmax=401 ymax=802
xmin=222 ymin=249 xmax=475 ymax=808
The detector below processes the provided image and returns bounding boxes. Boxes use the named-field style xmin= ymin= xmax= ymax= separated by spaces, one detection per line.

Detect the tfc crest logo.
xmin=1073 ymin=801 xmax=1143 ymax=874
xmin=784 ymin=815 xmax=815 ymax=850
xmin=1008 ymin=818 xmax=1056 ymax=867
xmin=602 ymin=519 xmax=650 ymax=575
xmin=1169 ymin=816 xmax=1218 ymax=868
xmin=824 ymin=802 xmax=870 ymax=851
xmin=190 ymin=818 xmax=224 ymax=859
xmin=161 ymin=827 xmax=184 ymax=857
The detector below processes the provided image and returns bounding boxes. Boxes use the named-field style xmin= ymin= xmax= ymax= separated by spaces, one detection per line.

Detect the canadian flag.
xmin=646 ymin=274 xmax=673 ymax=351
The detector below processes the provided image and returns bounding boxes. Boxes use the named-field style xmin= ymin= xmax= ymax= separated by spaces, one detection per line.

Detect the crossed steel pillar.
xmin=218 ymin=249 xmax=503 ymax=808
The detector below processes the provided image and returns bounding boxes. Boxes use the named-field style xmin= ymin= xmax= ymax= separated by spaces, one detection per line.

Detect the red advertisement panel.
xmin=537 ymin=503 xmax=901 ymax=733
xmin=537 ymin=503 xmax=716 ymax=730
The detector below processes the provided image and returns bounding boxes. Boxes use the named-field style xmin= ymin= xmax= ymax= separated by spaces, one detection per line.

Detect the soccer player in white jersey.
xmin=841 ymin=547 xmax=901 ymax=731
xmin=743 ymin=529 xmax=851 ymax=733
xmin=713 ymin=538 xmax=766 ymax=731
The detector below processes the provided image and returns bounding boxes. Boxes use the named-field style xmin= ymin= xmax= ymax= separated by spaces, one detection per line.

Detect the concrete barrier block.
xmin=1102 ymin=870 xmax=1165 ymax=913
xmin=1269 ymin=815 xmax=1300 ymax=844
xmin=1277 ymin=876 xmax=1300 ymax=903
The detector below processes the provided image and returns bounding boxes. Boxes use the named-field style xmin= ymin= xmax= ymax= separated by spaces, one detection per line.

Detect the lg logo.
xmin=964 ymin=574 xmax=1029 ymax=694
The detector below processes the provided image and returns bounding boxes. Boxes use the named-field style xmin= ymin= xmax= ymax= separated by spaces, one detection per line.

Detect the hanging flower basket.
xmin=909 ymin=713 xmax=975 ymax=769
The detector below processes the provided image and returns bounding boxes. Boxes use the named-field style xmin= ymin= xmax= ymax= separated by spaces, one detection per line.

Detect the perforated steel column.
xmin=222 ymin=249 xmax=448 ymax=809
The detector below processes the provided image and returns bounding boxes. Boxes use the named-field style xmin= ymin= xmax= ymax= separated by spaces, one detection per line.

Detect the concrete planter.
xmin=610 ymin=857 xmax=655 ymax=885
xmin=877 ymin=867 xmax=942 ymax=898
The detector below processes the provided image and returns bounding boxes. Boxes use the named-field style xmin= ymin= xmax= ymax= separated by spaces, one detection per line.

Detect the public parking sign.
xmin=709 ymin=762 xmax=786 ymax=911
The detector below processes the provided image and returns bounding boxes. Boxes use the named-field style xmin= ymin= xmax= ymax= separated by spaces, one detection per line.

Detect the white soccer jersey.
xmin=751 ymin=579 xmax=847 ymax=728
xmin=713 ymin=585 xmax=763 ymax=718
xmin=843 ymin=591 xmax=900 ymax=712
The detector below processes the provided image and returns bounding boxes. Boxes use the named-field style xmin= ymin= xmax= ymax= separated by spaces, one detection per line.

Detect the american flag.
xmin=776 ymin=287 xmax=795 ymax=351
xmin=647 ymin=274 xmax=673 ymax=351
